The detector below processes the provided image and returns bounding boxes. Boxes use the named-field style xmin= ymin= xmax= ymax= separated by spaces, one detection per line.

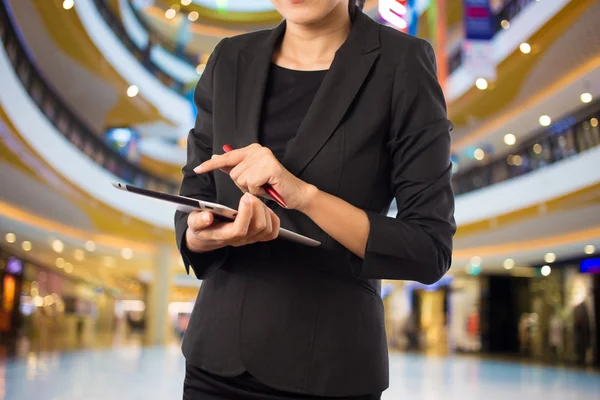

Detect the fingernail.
xmin=202 ymin=213 xmax=211 ymax=223
xmin=242 ymin=194 xmax=251 ymax=204
xmin=211 ymin=154 xmax=218 ymax=159
xmin=193 ymin=165 xmax=203 ymax=173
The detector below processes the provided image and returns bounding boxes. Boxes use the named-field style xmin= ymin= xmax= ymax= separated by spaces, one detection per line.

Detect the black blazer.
xmin=175 ymin=10 xmax=456 ymax=397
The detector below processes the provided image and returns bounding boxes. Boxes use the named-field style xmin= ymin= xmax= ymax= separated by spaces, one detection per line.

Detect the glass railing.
xmin=124 ymin=0 xmax=199 ymax=67
xmin=1 ymin=2 xmax=180 ymax=195
xmin=92 ymin=0 xmax=191 ymax=94
xmin=448 ymin=0 xmax=538 ymax=75
xmin=452 ymin=102 xmax=600 ymax=195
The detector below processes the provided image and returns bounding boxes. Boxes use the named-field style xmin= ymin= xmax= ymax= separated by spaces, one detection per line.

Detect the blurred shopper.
xmin=404 ymin=312 xmax=421 ymax=351
xmin=175 ymin=0 xmax=455 ymax=398
xmin=519 ymin=313 xmax=530 ymax=355
xmin=573 ymin=302 xmax=591 ymax=365
xmin=548 ymin=311 xmax=563 ymax=362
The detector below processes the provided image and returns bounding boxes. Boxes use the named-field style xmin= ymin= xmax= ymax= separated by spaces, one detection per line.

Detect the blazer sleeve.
xmin=174 ymin=38 xmax=229 ymax=279
xmin=351 ymin=39 xmax=456 ymax=284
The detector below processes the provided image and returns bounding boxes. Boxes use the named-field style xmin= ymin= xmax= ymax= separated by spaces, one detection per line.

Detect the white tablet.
xmin=112 ymin=182 xmax=321 ymax=247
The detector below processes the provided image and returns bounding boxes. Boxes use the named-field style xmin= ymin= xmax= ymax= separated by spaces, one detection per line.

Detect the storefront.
xmin=0 ymin=249 xmax=122 ymax=353
xmin=0 ymin=249 xmax=24 ymax=344
xmin=448 ymin=276 xmax=482 ymax=353
xmin=480 ymin=258 xmax=597 ymax=365
xmin=383 ymin=276 xmax=453 ymax=354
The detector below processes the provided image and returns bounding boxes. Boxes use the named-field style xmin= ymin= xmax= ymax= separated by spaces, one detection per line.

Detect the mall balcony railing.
xmin=0 ymin=3 xmax=180 ymax=195
xmin=93 ymin=0 xmax=196 ymax=95
xmin=452 ymin=101 xmax=600 ymax=195
xmin=447 ymin=0 xmax=538 ymax=75
xmin=124 ymin=0 xmax=199 ymax=67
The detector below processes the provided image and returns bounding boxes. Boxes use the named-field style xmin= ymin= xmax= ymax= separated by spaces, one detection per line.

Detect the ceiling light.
xmin=74 ymin=249 xmax=85 ymax=262
xmin=470 ymin=256 xmax=482 ymax=266
xmin=5 ymin=233 xmax=16 ymax=243
xmin=504 ymin=133 xmax=516 ymax=145
xmin=127 ymin=85 xmax=139 ymax=98
xmin=22 ymin=241 xmax=32 ymax=252
xmin=503 ymin=258 xmax=515 ymax=270
xmin=584 ymin=244 xmax=595 ymax=255
xmin=121 ymin=248 xmax=133 ymax=260
xmin=188 ymin=11 xmax=199 ymax=21
xmin=539 ymin=115 xmax=551 ymax=127
xmin=474 ymin=148 xmax=485 ymax=161
xmin=544 ymin=252 xmax=556 ymax=263
xmin=541 ymin=265 xmax=551 ymax=276
xmin=533 ymin=143 xmax=543 ymax=154
xmin=165 ymin=8 xmax=177 ymax=19
xmin=501 ymin=20 xmax=510 ymax=29
xmin=196 ymin=63 xmax=206 ymax=74
xmin=591 ymin=118 xmax=598 ymax=128
xmin=56 ymin=258 xmax=65 ymax=269
xmin=85 ymin=240 xmax=96 ymax=252
xmin=52 ymin=239 xmax=64 ymax=254
xmin=475 ymin=78 xmax=488 ymax=90
xmin=520 ymin=43 xmax=531 ymax=54
xmin=512 ymin=155 xmax=522 ymax=166
xmin=65 ymin=263 xmax=74 ymax=273
xmin=63 ymin=0 xmax=74 ymax=10
xmin=181 ymin=0 xmax=192 ymax=5
xmin=580 ymin=92 xmax=593 ymax=104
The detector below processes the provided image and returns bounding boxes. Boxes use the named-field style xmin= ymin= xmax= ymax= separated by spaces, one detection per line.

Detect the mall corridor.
xmin=1 ymin=0 xmax=600 ymax=398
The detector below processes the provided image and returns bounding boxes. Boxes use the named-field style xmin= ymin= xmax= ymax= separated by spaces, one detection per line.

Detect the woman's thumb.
xmin=192 ymin=211 xmax=213 ymax=231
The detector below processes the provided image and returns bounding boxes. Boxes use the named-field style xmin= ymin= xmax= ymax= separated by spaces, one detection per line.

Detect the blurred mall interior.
xmin=0 ymin=0 xmax=600 ymax=399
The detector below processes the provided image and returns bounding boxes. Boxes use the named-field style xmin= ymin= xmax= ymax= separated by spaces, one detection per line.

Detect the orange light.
xmin=3 ymin=275 xmax=16 ymax=312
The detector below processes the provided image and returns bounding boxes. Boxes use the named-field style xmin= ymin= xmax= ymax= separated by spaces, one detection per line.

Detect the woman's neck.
xmin=274 ymin=4 xmax=351 ymax=71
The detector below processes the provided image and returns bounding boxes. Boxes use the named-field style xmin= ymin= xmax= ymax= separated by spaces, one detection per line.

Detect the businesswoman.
xmin=175 ymin=0 xmax=456 ymax=398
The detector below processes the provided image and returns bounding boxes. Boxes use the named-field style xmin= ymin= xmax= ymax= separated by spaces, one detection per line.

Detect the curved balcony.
xmin=73 ymin=0 xmax=193 ymax=130
xmin=453 ymin=102 xmax=600 ymax=196
xmin=93 ymin=0 xmax=200 ymax=95
xmin=447 ymin=0 xmax=539 ymax=76
xmin=447 ymin=0 xmax=573 ymax=102
xmin=0 ymin=3 xmax=179 ymax=197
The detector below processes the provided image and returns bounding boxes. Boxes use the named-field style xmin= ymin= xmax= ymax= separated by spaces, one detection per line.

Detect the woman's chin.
xmin=271 ymin=0 xmax=343 ymax=26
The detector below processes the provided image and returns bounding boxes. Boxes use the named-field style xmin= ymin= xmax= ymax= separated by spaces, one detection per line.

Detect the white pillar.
xmin=146 ymin=245 xmax=173 ymax=346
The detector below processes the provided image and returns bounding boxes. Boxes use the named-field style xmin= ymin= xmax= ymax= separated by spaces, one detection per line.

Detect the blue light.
xmin=466 ymin=146 xmax=478 ymax=159
xmin=381 ymin=283 xmax=394 ymax=299
xmin=405 ymin=275 xmax=454 ymax=292
xmin=468 ymin=264 xmax=481 ymax=276
xmin=109 ymin=128 xmax=133 ymax=143
xmin=105 ymin=128 xmax=140 ymax=162
xmin=7 ymin=256 xmax=22 ymax=275
xmin=580 ymin=258 xmax=600 ymax=274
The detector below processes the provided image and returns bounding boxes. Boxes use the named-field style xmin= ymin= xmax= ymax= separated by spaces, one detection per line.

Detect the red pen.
xmin=222 ymin=144 xmax=288 ymax=209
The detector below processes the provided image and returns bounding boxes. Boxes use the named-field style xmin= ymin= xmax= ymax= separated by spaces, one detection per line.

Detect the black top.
xmin=259 ymin=64 xmax=328 ymax=160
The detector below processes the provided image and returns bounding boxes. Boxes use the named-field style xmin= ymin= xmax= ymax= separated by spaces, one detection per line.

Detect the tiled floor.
xmin=1 ymin=346 xmax=599 ymax=399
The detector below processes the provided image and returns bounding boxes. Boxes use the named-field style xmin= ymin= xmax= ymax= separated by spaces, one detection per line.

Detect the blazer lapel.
xmin=234 ymin=22 xmax=286 ymax=148
xmin=281 ymin=12 xmax=381 ymax=177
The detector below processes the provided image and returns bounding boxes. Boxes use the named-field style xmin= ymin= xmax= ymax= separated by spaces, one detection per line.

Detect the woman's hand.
xmin=186 ymin=193 xmax=281 ymax=252
xmin=194 ymin=144 xmax=317 ymax=211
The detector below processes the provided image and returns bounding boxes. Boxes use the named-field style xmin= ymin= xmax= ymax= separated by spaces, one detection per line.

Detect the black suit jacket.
xmin=174 ymin=10 xmax=456 ymax=397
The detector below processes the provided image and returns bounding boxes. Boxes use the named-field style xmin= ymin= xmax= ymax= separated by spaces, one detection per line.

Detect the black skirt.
xmin=183 ymin=363 xmax=382 ymax=400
